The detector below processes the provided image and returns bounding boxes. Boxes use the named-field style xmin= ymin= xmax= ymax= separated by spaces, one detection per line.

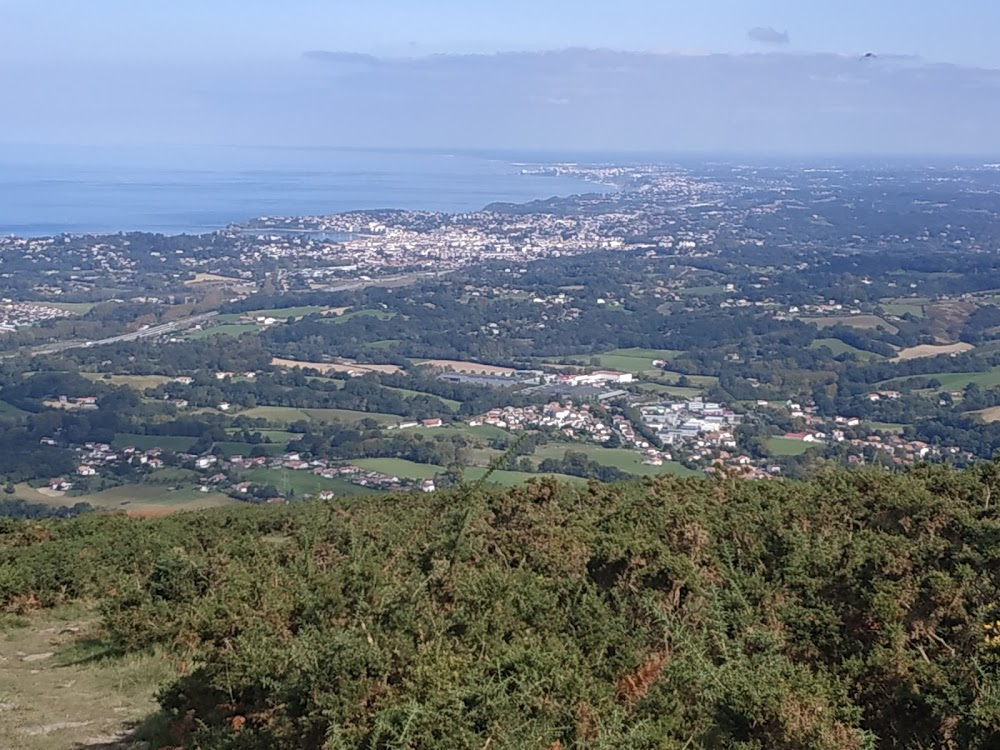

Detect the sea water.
xmin=0 ymin=145 xmax=610 ymax=237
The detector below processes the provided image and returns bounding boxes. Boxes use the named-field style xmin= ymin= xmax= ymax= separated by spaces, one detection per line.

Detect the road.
xmin=28 ymin=312 xmax=219 ymax=356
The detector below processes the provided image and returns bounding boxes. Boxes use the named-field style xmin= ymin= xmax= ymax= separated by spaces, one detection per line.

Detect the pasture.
xmin=15 ymin=482 xmax=236 ymax=516
xmin=805 ymin=315 xmax=899 ymax=334
xmin=767 ymin=437 xmax=814 ymax=456
xmin=239 ymin=405 xmax=403 ymax=426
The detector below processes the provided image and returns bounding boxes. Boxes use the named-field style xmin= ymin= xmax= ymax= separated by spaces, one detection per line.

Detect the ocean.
xmin=0 ymin=145 xmax=609 ymax=237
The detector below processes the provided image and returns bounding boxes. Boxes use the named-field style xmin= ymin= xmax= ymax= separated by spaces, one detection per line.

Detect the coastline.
xmin=0 ymin=146 xmax=613 ymax=238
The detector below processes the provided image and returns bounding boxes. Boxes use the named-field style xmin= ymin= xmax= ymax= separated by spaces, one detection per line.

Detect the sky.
xmin=2 ymin=1 xmax=999 ymax=154
xmin=1 ymin=0 xmax=997 ymax=66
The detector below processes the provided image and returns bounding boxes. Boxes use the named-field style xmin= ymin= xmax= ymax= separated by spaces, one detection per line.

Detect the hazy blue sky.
xmin=2 ymin=1 xmax=998 ymax=154
xmin=1 ymin=0 xmax=997 ymax=66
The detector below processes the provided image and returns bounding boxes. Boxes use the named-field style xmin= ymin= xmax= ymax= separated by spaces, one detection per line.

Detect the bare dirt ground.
xmin=894 ymin=342 xmax=974 ymax=361
xmin=271 ymin=357 xmax=404 ymax=375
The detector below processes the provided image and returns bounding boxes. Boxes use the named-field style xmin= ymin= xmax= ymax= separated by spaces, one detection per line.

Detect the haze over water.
xmin=0 ymin=145 xmax=607 ymax=237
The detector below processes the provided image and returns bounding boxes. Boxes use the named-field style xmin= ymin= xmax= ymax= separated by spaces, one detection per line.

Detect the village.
xmin=0 ymin=300 xmax=75 ymax=332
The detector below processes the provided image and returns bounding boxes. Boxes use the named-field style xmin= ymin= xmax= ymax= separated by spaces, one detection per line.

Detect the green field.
xmin=592 ymin=348 xmax=683 ymax=374
xmin=767 ymin=437 xmax=815 ymax=456
xmin=654 ymin=371 xmax=719 ymax=388
xmin=215 ymin=441 xmax=287 ymax=457
xmin=351 ymin=458 xmax=443 ymax=480
xmin=805 ymin=315 xmax=899 ymax=334
xmin=239 ymin=305 xmax=328 ymax=320
xmin=531 ymin=443 xmax=700 ymax=477
xmin=112 ymin=434 xmax=197 ymax=452
xmin=881 ymin=302 xmax=925 ymax=318
xmin=228 ymin=429 xmax=300 ymax=444
xmin=239 ymin=405 xmax=403 ymax=426
xmin=384 ymin=386 xmax=461 ymax=410
xmin=637 ymin=383 xmax=705 ymax=399
xmin=81 ymin=373 xmax=172 ymax=390
xmin=15 ymin=482 xmax=235 ymax=514
xmin=808 ymin=338 xmax=883 ymax=359
xmin=678 ymin=284 xmax=728 ymax=297
xmin=186 ymin=323 xmax=259 ymax=339
xmin=241 ymin=468 xmax=381 ymax=497
xmin=323 ymin=308 xmax=396 ymax=324
xmin=0 ymin=400 xmax=28 ymax=418
xmin=868 ymin=422 xmax=907 ymax=434
xmin=881 ymin=366 xmax=1000 ymax=392
xmin=461 ymin=467 xmax=588 ymax=487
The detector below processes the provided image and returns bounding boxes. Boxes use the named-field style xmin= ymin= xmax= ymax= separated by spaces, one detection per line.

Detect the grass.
xmin=384 ymin=386 xmax=461 ymax=410
xmin=637 ymin=383 xmax=706 ymax=399
xmin=462 ymin=467 xmax=589 ymax=487
xmin=0 ymin=607 xmax=173 ymax=750
xmin=881 ymin=302 xmax=925 ymax=318
xmin=214 ymin=441 xmax=287 ymax=458
xmin=239 ymin=406 xmax=403 ymax=426
xmin=809 ymin=338 xmax=883 ymax=359
xmin=767 ymin=438 xmax=815 ymax=456
xmin=241 ymin=468 xmax=381 ymax=498
xmin=15 ymin=482 xmax=235 ymax=516
xmin=653 ymin=371 xmax=719 ymax=387
xmin=112 ymin=434 xmax=197 ymax=452
xmin=80 ymin=373 xmax=172 ymax=390
xmin=351 ymin=458 xmax=443 ymax=480
xmin=408 ymin=424 xmax=516 ymax=441
xmin=185 ymin=323 xmax=259 ymax=340
xmin=591 ymin=348 xmax=683 ymax=374
xmin=238 ymin=305 xmax=328 ymax=320
xmin=882 ymin=366 xmax=1000 ymax=391
xmin=322 ymin=309 xmax=395 ymax=324
xmin=805 ymin=315 xmax=899 ymax=334
xmin=0 ymin=400 xmax=29 ymax=418
xmin=531 ymin=443 xmax=700 ymax=477
xmin=869 ymin=422 xmax=907 ymax=434
xmin=229 ymin=429 xmax=300 ymax=444
xmin=678 ymin=284 xmax=728 ymax=297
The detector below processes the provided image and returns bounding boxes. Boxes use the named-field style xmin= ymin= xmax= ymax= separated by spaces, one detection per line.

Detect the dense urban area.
xmin=6 ymin=160 xmax=1000 ymax=749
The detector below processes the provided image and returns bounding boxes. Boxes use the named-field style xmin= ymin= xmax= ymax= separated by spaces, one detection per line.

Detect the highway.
xmin=28 ymin=312 xmax=219 ymax=356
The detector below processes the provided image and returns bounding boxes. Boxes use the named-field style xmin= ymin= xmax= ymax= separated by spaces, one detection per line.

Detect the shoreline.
xmin=0 ymin=150 xmax=613 ymax=240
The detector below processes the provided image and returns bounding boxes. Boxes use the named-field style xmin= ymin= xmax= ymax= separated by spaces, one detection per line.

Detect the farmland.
xmin=271 ymin=357 xmax=404 ymax=375
xmin=186 ymin=323 xmax=259 ymax=339
xmin=809 ymin=338 xmax=883 ymax=359
xmin=80 ymin=373 xmax=173 ymax=390
xmin=14 ymin=482 xmax=236 ymax=516
xmin=351 ymin=458 xmax=443 ymax=480
xmin=239 ymin=468 xmax=382 ymax=498
xmin=894 ymin=343 xmax=975 ymax=361
xmin=883 ymin=366 xmax=1000 ymax=391
xmin=530 ymin=443 xmax=699 ymax=477
xmin=592 ymin=348 xmax=682 ymax=374
xmin=804 ymin=315 xmax=899 ymax=333
xmin=416 ymin=360 xmax=518 ymax=376
xmin=239 ymin=405 xmax=403 ymax=426
xmin=767 ymin=437 xmax=814 ymax=456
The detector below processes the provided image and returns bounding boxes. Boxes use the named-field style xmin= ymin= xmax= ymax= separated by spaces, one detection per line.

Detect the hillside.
xmin=3 ymin=467 xmax=1000 ymax=749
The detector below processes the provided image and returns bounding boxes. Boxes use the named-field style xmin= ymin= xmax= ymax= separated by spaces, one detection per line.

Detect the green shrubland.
xmin=3 ymin=465 xmax=1000 ymax=748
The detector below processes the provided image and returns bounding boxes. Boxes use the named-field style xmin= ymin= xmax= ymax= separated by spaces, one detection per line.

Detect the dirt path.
xmin=0 ymin=609 xmax=171 ymax=749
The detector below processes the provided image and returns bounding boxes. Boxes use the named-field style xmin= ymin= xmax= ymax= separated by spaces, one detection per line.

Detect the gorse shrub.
xmin=3 ymin=465 xmax=1000 ymax=748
